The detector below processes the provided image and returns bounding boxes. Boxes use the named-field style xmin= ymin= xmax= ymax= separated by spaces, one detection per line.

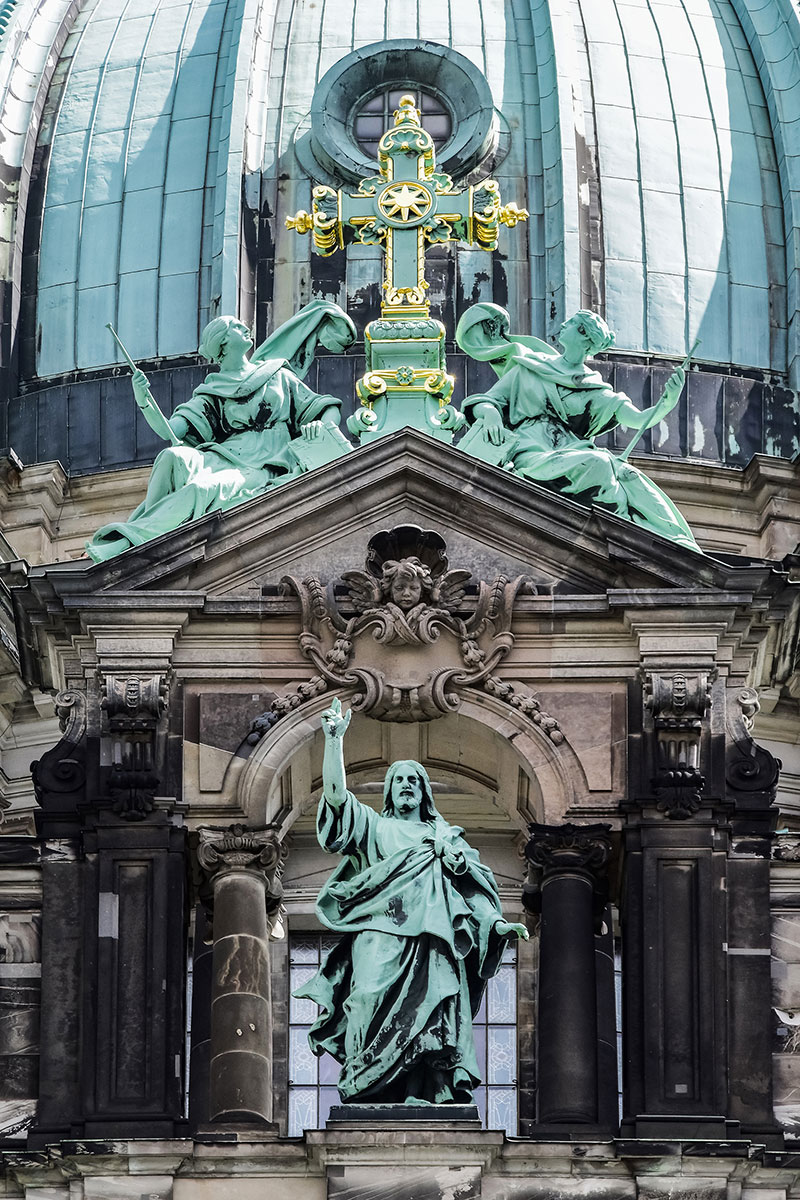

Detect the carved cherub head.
xmin=380 ymin=557 xmax=434 ymax=611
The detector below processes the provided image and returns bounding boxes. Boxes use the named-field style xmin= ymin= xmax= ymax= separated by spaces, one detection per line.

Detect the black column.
xmin=197 ymin=825 xmax=284 ymax=1126
xmin=525 ymin=823 xmax=612 ymax=1126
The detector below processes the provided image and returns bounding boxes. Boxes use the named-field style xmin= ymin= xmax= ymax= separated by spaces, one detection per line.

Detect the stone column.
xmin=525 ymin=823 xmax=612 ymax=1125
xmin=197 ymin=825 xmax=284 ymax=1125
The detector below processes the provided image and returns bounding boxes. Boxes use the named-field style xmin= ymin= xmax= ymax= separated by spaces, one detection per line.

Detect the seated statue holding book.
xmin=456 ymin=304 xmax=699 ymax=552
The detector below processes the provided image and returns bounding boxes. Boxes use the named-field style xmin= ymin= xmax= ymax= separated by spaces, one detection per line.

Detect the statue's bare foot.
xmin=403 ymin=1097 xmax=432 ymax=1106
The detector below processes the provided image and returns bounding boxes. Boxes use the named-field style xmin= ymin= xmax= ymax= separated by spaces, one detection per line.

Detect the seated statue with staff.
xmin=86 ymin=301 xmax=356 ymax=563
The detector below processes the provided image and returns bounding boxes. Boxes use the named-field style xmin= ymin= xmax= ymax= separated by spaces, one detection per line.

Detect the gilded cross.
xmin=286 ymin=95 xmax=527 ymax=442
xmin=287 ymin=94 xmax=527 ymax=316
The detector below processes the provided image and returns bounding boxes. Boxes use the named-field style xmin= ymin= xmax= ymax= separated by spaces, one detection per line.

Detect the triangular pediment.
xmin=28 ymin=431 xmax=778 ymax=602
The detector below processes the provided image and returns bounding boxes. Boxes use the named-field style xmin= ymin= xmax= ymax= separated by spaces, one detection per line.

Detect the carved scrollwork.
xmin=736 ymin=687 xmax=760 ymax=732
xmin=197 ymin=824 xmax=286 ymax=917
xmin=524 ymin=822 xmax=613 ymax=927
xmin=31 ymin=689 xmax=87 ymax=810
xmin=724 ymin=684 xmax=781 ymax=822
xmin=247 ymin=528 xmax=563 ymax=738
xmin=101 ymin=674 xmax=168 ymax=821
xmin=644 ymin=671 xmax=710 ymax=819
xmin=726 ymin=740 xmax=781 ymax=801
xmin=525 ymin=822 xmax=613 ymax=875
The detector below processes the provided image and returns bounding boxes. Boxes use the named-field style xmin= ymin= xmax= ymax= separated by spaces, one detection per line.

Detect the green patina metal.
xmin=456 ymin=303 xmax=701 ymax=553
xmin=287 ymin=94 xmax=527 ymax=443
xmin=294 ymin=698 xmax=528 ymax=1105
xmin=84 ymin=301 xmax=355 ymax=563
xmin=83 ymin=90 xmax=703 ymax=559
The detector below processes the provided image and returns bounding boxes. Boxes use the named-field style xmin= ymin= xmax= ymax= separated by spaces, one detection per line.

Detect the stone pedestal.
xmin=197 ymin=825 xmax=284 ymax=1126
xmin=525 ymin=823 xmax=612 ymax=1125
xmin=327 ymin=1103 xmax=481 ymax=1127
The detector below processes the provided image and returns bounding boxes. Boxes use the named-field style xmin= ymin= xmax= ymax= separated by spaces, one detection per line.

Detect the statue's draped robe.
xmin=86 ymin=297 xmax=355 ymax=563
xmin=457 ymin=310 xmax=699 ymax=552
xmin=86 ymin=362 xmax=338 ymax=562
xmin=295 ymin=791 xmax=508 ymax=1104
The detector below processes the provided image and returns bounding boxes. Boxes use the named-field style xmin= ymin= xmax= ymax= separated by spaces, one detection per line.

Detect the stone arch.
xmin=235 ymin=688 xmax=590 ymax=837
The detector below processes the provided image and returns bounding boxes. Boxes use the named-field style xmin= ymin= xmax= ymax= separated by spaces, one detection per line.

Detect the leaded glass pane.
xmin=355 ymin=116 xmax=384 ymax=140
xmin=319 ymin=1086 xmax=340 ymax=1125
xmin=487 ymin=1026 xmax=516 ymax=1085
xmin=473 ymin=1024 xmax=487 ymax=1076
xmin=289 ymin=965 xmax=319 ymax=1023
xmin=289 ymin=938 xmax=319 ymax=964
xmin=353 ymin=88 xmax=451 ymax=156
xmin=321 ymin=935 xmax=339 ymax=960
xmin=474 ymin=1087 xmax=486 ymax=1124
xmin=475 ymin=989 xmax=487 ymax=1024
xmin=487 ymin=1087 xmax=516 ymax=1135
xmin=319 ymin=1052 xmax=341 ymax=1084
xmin=288 ymin=1088 xmax=316 ymax=1137
xmin=425 ymin=115 xmax=450 ymax=139
xmin=289 ymin=1027 xmax=317 ymax=1085
xmin=487 ymin=966 xmax=516 ymax=1023
xmin=502 ymin=942 xmax=518 ymax=965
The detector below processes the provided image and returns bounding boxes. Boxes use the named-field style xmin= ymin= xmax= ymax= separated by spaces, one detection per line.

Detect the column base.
xmin=194 ymin=1120 xmax=278 ymax=1142
xmin=519 ymin=1121 xmax=616 ymax=1140
xmin=619 ymin=1114 xmax=740 ymax=1140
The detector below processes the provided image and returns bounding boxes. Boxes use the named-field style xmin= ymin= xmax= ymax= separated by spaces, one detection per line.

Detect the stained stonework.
xmin=0 ymin=432 xmax=796 ymax=1196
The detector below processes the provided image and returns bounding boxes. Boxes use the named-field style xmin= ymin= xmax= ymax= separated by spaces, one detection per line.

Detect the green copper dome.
xmin=0 ymin=0 xmax=798 ymax=470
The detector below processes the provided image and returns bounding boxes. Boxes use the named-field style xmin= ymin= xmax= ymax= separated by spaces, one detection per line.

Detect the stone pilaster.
xmin=188 ymin=904 xmax=213 ymax=1128
xmin=524 ymin=822 xmax=612 ymax=1125
xmin=197 ymin=824 xmax=285 ymax=1125
xmin=724 ymin=686 xmax=781 ymax=1140
xmin=621 ymin=660 xmax=731 ymax=1139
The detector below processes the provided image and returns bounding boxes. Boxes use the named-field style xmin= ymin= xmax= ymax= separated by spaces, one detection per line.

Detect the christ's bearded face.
xmin=390 ymin=763 xmax=424 ymax=819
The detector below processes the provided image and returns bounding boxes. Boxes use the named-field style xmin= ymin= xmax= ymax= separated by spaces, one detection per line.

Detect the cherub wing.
xmin=431 ymin=569 xmax=472 ymax=610
xmin=340 ymin=570 xmax=382 ymax=612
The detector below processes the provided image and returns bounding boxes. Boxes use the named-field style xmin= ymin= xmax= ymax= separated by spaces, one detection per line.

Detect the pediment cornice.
xmin=18 ymin=431 xmax=789 ymax=600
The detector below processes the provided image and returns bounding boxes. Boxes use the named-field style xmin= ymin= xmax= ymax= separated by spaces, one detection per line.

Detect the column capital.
xmin=525 ymin=822 xmax=612 ymax=879
xmin=197 ymin=824 xmax=286 ymax=910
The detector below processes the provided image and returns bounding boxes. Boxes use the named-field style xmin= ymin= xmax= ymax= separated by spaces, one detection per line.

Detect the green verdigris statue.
xmin=456 ymin=304 xmax=700 ymax=552
xmin=86 ymin=300 xmax=355 ymax=563
xmin=294 ymin=698 xmax=528 ymax=1106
